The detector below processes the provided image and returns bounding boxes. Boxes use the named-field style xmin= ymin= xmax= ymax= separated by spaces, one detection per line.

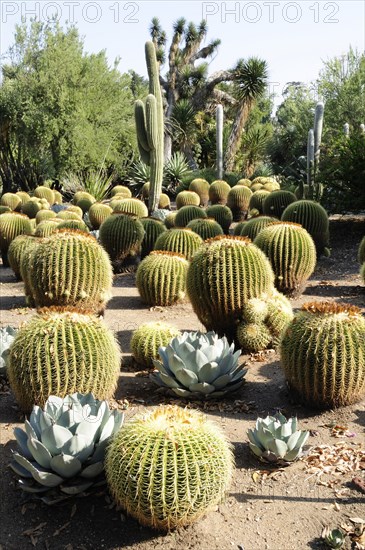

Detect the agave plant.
xmin=150 ymin=331 xmax=247 ymax=399
xmin=0 ymin=326 xmax=17 ymax=375
xmin=10 ymin=393 xmax=124 ymax=500
xmin=247 ymin=413 xmax=309 ymax=464
xmin=321 ymin=527 xmax=345 ymax=549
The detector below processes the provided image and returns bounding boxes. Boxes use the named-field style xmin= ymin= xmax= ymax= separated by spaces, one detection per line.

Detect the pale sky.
xmin=1 ymin=1 xmax=364 ymax=108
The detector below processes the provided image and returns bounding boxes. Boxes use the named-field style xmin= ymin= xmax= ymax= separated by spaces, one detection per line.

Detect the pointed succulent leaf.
xmin=171 ymin=387 xmax=194 ymax=398
xmin=277 ymin=422 xmax=293 ymax=439
xmin=290 ymin=417 xmax=297 ymax=433
xmin=27 ymin=437 xmax=53 ymax=468
xmin=249 ymin=442 xmax=264 ymax=457
xmin=75 ymin=419 xmax=100 ymax=446
xmin=13 ymin=427 xmax=33 ymax=459
xmin=18 ymin=479 xmax=49 ymax=493
xmin=199 ymin=361 xmax=221 ymax=383
xmin=174 ymin=342 xmax=196 ymax=365
xmin=257 ymin=423 xmax=275 ymax=448
xmin=267 ymin=438 xmax=288 ymax=459
xmin=283 ymin=448 xmax=302 ymax=462
xmin=247 ymin=429 xmax=264 ymax=450
xmin=213 ymin=373 xmax=234 ymax=389
xmin=174 ymin=367 xmax=199 ymax=388
xmin=152 ymin=360 xmax=172 ymax=377
xmin=45 ymin=396 xmax=64 ymax=420
xmin=50 ymin=454 xmax=82 ymax=478
xmin=80 ymin=461 xmax=104 ymax=478
xmin=150 ymin=371 xmax=181 ymax=389
xmin=295 ymin=430 xmax=309 ymax=449
xmin=62 ymin=434 xmax=94 ymax=462
xmin=29 ymin=407 xmax=42 ymax=439
xmin=14 ymin=453 xmax=64 ymax=487
xmin=224 ymin=379 xmax=245 ymax=393
xmin=39 ymin=411 xmax=53 ymax=432
xmin=41 ymin=425 xmax=73 ymax=456
xmin=12 ymin=452 xmax=39 ymax=475
xmin=188 ymin=382 xmax=216 ymax=394
xmin=88 ymin=440 xmax=108 ymax=463
xmin=166 ymin=348 xmax=186 ymax=373
xmin=275 ymin=412 xmax=288 ymax=425
xmin=218 ymin=354 xmax=235 ymax=375
xmin=9 ymin=459 xmax=34 ymax=478
xmin=157 ymin=347 xmax=170 ymax=370
xmin=98 ymin=415 xmax=118 ymax=444
xmin=57 ymin=409 xmax=82 ymax=430
xmin=24 ymin=419 xmax=39 ymax=441
xmin=59 ymin=479 xmax=94 ymax=495
xmin=286 ymin=431 xmax=303 ymax=451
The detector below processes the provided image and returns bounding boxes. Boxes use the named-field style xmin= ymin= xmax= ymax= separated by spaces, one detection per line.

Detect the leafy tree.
xmin=0 ymin=21 xmax=137 ymax=192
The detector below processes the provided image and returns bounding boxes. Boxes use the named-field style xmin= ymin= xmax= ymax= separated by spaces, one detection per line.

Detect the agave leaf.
xmin=80 ymin=461 xmax=104 ymax=478
xmin=75 ymin=419 xmax=100 ymax=446
xmin=224 ymin=379 xmax=245 ymax=393
xmin=203 ymin=341 xmax=224 ymax=361
xmin=27 ymin=437 xmax=53 ymax=468
xmin=94 ymin=401 xmax=109 ymax=438
xmin=13 ymin=453 xmax=63 ymax=487
xmin=29 ymin=407 xmax=42 ymax=439
xmin=249 ymin=442 xmax=264 ymax=457
xmin=150 ymin=371 xmax=181 ymax=389
xmin=88 ymin=440 xmax=108 ymax=463
xmin=152 ymin=360 xmax=172 ymax=377
xmin=59 ymin=479 xmax=94 ymax=495
xmin=229 ymin=365 xmax=247 ymax=382
xmin=275 ymin=412 xmax=288 ymax=425
xmin=24 ymin=419 xmax=39 ymax=441
xmin=62 ymin=434 xmax=94 ymax=462
xmin=166 ymin=348 xmax=186 ymax=373
xmin=174 ymin=367 xmax=199 ymax=388
xmin=111 ymin=410 xmax=124 ymax=434
xmin=277 ymin=422 xmax=293 ymax=439
xmin=217 ymin=354 xmax=234 ymax=375
xmin=39 ymin=411 xmax=53 ymax=432
xmin=213 ymin=373 xmax=233 ymax=389
xmin=188 ymin=382 xmax=215 ymax=394
xmin=45 ymin=396 xmax=63 ymax=420
xmin=157 ymin=348 xmax=170 ymax=370
xmin=13 ymin=427 xmax=33 ymax=459
xmin=98 ymin=415 xmax=119 ymax=444
xmin=50 ymin=454 xmax=82 ymax=478
xmin=57 ymin=409 xmax=82 ymax=431
xmin=18 ymin=479 xmax=49 ymax=493
xmin=283 ymin=448 xmax=302 ymax=462
xmin=174 ymin=341 xmax=196 ymax=365
xmin=257 ymin=424 xmax=275 ymax=449
xmin=247 ymin=429 xmax=264 ymax=450
xmin=12 ymin=452 xmax=39 ymax=474
xmin=198 ymin=362 xmax=221 ymax=384
xmin=286 ymin=431 xmax=303 ymax=451
xmin=290 ymin=417 xmax=298 ymax=433
xmin=9 ymin=459 xmax=34 ymax=478
xmin=41 ymin=425 xmax=73 ymax=456
xmin=267 ymin=438 xmax=288 ymax=459
xmin=295 ymin=430 xmax=309 ymax=449
xmin=171 ymin=387 xmax=194 ymax=398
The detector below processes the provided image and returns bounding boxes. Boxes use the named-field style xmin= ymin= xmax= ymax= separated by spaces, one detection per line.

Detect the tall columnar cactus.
xmin=176 ymin=190 xmax=201 ymax=209
xmin=206 ymin=205 xmax=233 ymax=234
xmin=130 ymin=322 xmax=181 ymax=368
xmin=216 ymin=104 xmax=224 ymax=180
xmin=99 ymin=213 xmax=145 ymax=271
xmin=249 ymin=190 xmax=270 ymax=214
xmin=174 ymin=205 xmax=207 ymax=228
xmin=29 ymin=230 xmax=113 ymax=312
xmin=7 ymin=235 xmax=35 ymax=280
xmin=34 ymin=186 xmax=55 ymax=205
xmin=140 ymin=217 xmax=167 ymax=258
xmin=135 ymin=41 xmax=164 ymax=214
xmin=8 ymin=307 xmax=121 ymax=412
xmin=136 ymin=251 xmax=189 ymax=306
xmin=105 ymin=405 xmax=233 ymax=531
xmin=112 ymin=198 xmax=148 ymax=218
xmin=0 ymin=212 xmax=33 ymax=266
xmin=302 ymin=101 xmax=324 ymax=201
xmin=187 ymin=236 xmax=275 ymax=340
xmin=1 ymin=193 xmax=21 ymax=211
xmin=262 ymin=190 xmax=297 ymax=219
xmin=281 ymin=200 xmax=330 ymax=256
xmin=88 ymin=203 xmax=112 ymax=230
xmin=280 ymin=302 xmax=365 ymax=408
xmin=357 ymin=236 xmax=365 ymax=264
xmin=186 ymin=218 xmax=223 ymax=240
xmin=208 ymin=180 xmax=231 ymax=205
xmin=254 ymin=222 xmax=317 ymax=296
xmin=236 ymin=215 xmax=276 ymax=240
xmin=227 ymin=186 xmax=253 ymax=221
xmin=154 ymin=228 xmax=203 ymax=260
xmin=189 ymin=179 xmax=210 ymax=207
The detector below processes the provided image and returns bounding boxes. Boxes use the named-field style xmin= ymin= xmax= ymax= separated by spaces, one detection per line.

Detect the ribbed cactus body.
xmin=154 ymin=228 xmax=203 ymax=260
xmin=208 ymin=180 xmax=231 ymax=205
xmin=34 ymin=186 xmax=55 ymax=205
xmin=0 ymin=206 xmax=11 ymax=215
xmin=358 ymin=236 xmax=365 ymax=264
xmin=56 ymin=211 xmax=81 ymax=221
xmin=73 ymin=191 xmax=95 ymax=204
xmin=66 ymin=206 xmax=82 ymax=216
xmin=136 ymin=251 xmax=189 ymax=306
xmin=281 ymin=200 xmax=329 ymax=255
xmin=250 ymin=183 xmax=263 ymax=192
xmin=29 ymin=230 xmax=113 ymax=311
xmin=189 ymin=179 xmax=210 ymax=207
xmin=88 ymin=203 xmax=112 ymax=229
xmin=76 ymin=197 xmax=95 ymax=213
xmin=111 ymin=185 xmax=132 ymax=198
xmin=280 ymin=302 xmax=365 ymax=408
xmin=187 ymin=236 xmax=275 ymax=339
xmin=227 ymin=186 xmax=253 ymax=221
xmin=140 ymin=217 xmax=167 ymax=258
xmin=237 ymin=216 xmax=276 ymax=240
xmin=262 ymin=190 xmax=296 ymax=218
xmin=1 ymin=193 xmax=21 ymax=211
xmin=165 ymin=212 xmax=177 ymax=229
xmin=131 ymin=322 xmax=181 ymax=368
xmin=158 ymin=193 xmax=170 ymax=209
xmin=186 ymin=218 xmax=223 ymax=240
xmin=57 ymin=219 xmax=90 ymax=233
xmin=0 ymin=212 xmax=33 ymax=266
xmin=113 ymin=198 xmax=148 ymax=218
xmin=174 ymin=205 xmax=207 ymax=228
xmin=34 ymin=220 xmax=60 ymax=237
xmin=235 ymin=178 xmax=252 ymax=188
xmin=249 ymin=190 xmax=270 ymax=214
xmin=206 ymin=205 xmax=233 ymax=234
xmin=176 ymin=191 xmax=200 ymax=209
xmin=35 ymin=210 xmax=57 ymax=224
xmin=99 ymin=213 xmax=145 ymax=269
xmin=53 ymin=190 xmax=63 ymax=204
xmin=7 ymin=235 xmax=34 ymax=280
xmin=237 ymin=322 xmax=272 ymax=352
xmin=105 ymin=406 xmax=233 ymax=531
xmin=15 ymin=191 xmax=31 ymax=205
xmin=19 ymin=236 xmax=42 ymax=305
xmin=8 ymin=307 xmax=121 ymax=412
xmin=21 ymin=198 xmax=50 ymax=218
xmin=254 ymin=222 xmax=317 ymax=296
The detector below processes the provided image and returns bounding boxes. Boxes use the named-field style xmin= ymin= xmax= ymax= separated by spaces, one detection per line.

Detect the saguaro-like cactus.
xmin=135 ymin=42 xmax=164 ymax=214
xmin=216 ymin=104 xmax=224 ymax=180
xmin=301 ymin=102 xmax=324 ymax=201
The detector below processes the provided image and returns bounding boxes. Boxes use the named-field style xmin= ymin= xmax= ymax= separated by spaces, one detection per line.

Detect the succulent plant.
xmin=15 ymin=191 xmax=31 ymax=205
xmin=236 ymin=215 xmax=276 ymax=241
xmin=321 ymin=527 xmax=345 ymax=549
xmin=35 ymin=210 xmax=57 ymax=224
xmin=248 ymin=413 xmax=309 ymax=464
xmin=208 ymin=180 xmax=231 ymax=205
xmin=112 ymin=198 xmax=148 ymax=218
xmin=176 ymin=190 xmax=200 ymax=209
xmin=174 ymin=205 xmax=207 ymax=228
xmin=105 ymin=405 xmax=233 ymax=530
xmin=0 ymin=212 xmax=33 ymax=266
xmin=34 ymin=186 xmax=55 ymax=205
xmin=158 ymin=193 xmax=170 ymax=209
xmin=151 ymin=331 xmax=246 ymax=399
xmin=131 ymin=322 xmax=181 ymax=368
xmin=235 ymin=178 xmax=252 ymax=187
xmin=281 ymin=200 xmax=330 ymax=256
xmin=189 ymin=178 xmax=210 ymax=207
xmin=21 ymin=197 xmax=50 ymax=218
xmin=154 ymin=227 xmax=203 ymax=260
xmin=187 ymin=236 xmax=275 ymax=340
xmin=19 ymin=236 xmax=42 ymax=305
xmin=361 ymin=262 xmax=365 ymax=284
xmin=254 ymin=222 xmax=317 ymax=296
xmin=29 ymin=230 xmax=112 ymax=312
xmin=87 ymin=203 xmax=112 ymax=230
xmin=358 ymin=236 xmax=365 ymax=264
xmin=8 ymin=307 xmax=121 ymax=412
xmin=280 ymin=302 xmax=365 ymax=408
xmin=110 ymin=185 xmax=132 ymax=198
xmin=99 ymin=213 xmax=145 ymax=271
xmin=34 ymin=220 xmax=61 ymax=238
xmin=0 ymin=326 xmax=17 ymax=375
xmin=73 ymin=191 xmax=95 ymax=204
xmin=10 ymin=393 xmax=124 ymax=499
xmin=136 ymin=251 xmax=189 ymax=306
xmin=65 ymin=205 xmax=83 ymax=217
xmin=164 ymin=211 xmax=177 ymax=228
xmin=1 ymin=192 xmax=21 ymax=211
xmin=56 ymin=210 xmax=82 ymax=221
xmin=140 ymin=217 xmax=167 ymax=258
xmin=150 ymin=208 xmax=170 ymax=223
xmin=262 ymin=190 xmax=297 ymax=219
xmin=186 ymin=218 xmax=224 ymax=240
xmin=7 ymin=235 xmax=34 ymax=280
xmin=227 ymin=186 xmax=253 ymax=221
xmin=0 ymin=205 xmax=12 ymax=215
xmin=76 ymin=197 xmax=95 ymax=214
xmin=205 ymin=205 xmax=233 ymax=234
xmin=248 ymin=190 xmax=270 ymax=214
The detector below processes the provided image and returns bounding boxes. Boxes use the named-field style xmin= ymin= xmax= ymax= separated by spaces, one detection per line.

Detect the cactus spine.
xmin=216 ymin=104 xmax=224 ymax=180
xmin=135 ymin=42 xmax=164 ymax=214
xmin=186 ymin=218 xmax=224 ymax=240
xmin=206 ymin=205 xmax=233 ymax=234
xmin=140 ymin=217 xmax=167 ymax=258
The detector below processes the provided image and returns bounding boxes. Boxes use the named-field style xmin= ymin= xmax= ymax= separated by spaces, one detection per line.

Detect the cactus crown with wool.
xmin=105 ymin=405 xmax=233 ymax=531
xmin=174 ymin=205 xmax=207 ymax=228
xmin=154 ymin=227 xmax=203 ymax=260
xmin=280 ymin=301 xmax=365 ymax=408
xmin=0 ymin=212 xmax=33 ymax=266
xmin=281 ymin=200 xmax=329 ymax=255
xmin=227 ymin=186 xmax=253 ymax=221
xmin=186 ymin=218 xmax=224 ymax=240
xmin=205 ymin=205 xmax=233 ymax=234
xmin=136 ymin=250 xmax=189 ymax=306
xmin=208 ymin=180 xmax=231 ymax=205
xmin=8 ymin=307 xmax=121 ymax=412
xmin=130 ymin=322 xmax=181 ymax=368
xmin=29 ymin=229 xmax=113 ymax=312
xmin=164 ymin=211 xmax=177 ymax=229
xmin=99 ymin=213 xmax=145 ymax=270
xmin=262 ymin=190 xmax=297 ymax=219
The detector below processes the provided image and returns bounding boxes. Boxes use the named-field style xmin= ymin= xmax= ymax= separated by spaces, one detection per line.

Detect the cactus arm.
xmin=135 ymin=100 xmax=150 ymax=161
xmin=216 ymin=104 xmax=224 ymax=180
xmin=307 ymin=129 xmax=315 ymax=198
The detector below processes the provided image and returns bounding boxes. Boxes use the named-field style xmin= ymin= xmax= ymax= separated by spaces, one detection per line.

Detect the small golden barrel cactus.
xmin=227 ymin=186 xmax=253 ymax=221
xmin=189 ymin=178 xmax=210 ymax=206
xmin=88 ymin=202 xmax=113 ymax=229
xmin=208 ymin=180 xmax=231 ymax=205
xmin=206 ymin=205 xmax=233 ymax=234
xmin=99 ymin=212 xmax=145 ymax=270
xmin=140 ymin=217 xmax=167 ymax=258
xmin=57 ymin=219 xmax=89 ymax=233
xmin=174 ymin=205 xmax=207 ymax=228
xmin=8 ymin=307 xmax=121 ymax=412
xmin=21 ymin=197 xmax=50 ymax=218
xmin=7 ymin=235 xmax=34 ymax=280
xmin=34 ymin=219 xmax=61 ymax=238
xmin=110 ymin=185 xmax=132 ymax=198
xmin=165 ymin=211 xmax=177 ymax=229
xmin=130 ymin=322 xmax=181 ymax=368
xmin=33 ymin=186 xmax=55 ymax=205
xmin=1 ymin=193 xmax=21 ymax=211
xmin=56 ymin=210 xmax=81 ymax=221
xmin=112 ymin=198 xmax=148 ymax=218
xmin=186 ymin=218 xmax=223 ymax=240
xmin=280 ymin=302 xmax=365 ymax=408
xmin=35 ymin=209 xmax=57 ymax=224
xmin=249 ymin=190 xmax=270 ymax=214
xmin=176 ymin=190 xmax=200 ymax=209
xmin=0 ymin=212 xmax=33 ymax=266
xmin=281 ymin=199 xmax=329 ymax=256
xmin=105 ymin=405 xmax=233 ymax=531
xmin=154 ymin=228 xmax=203 ymax=260
xmin=236 ymin=215 xmax=276 ymax=240
xmin=262 ymin=190 xmax=296 ymax=219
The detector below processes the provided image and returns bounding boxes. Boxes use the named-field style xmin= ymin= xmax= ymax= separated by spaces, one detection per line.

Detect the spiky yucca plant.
xmin=8 ymin=307 xmax=121 ymax=412
xmin=130 ymin=322 xmax=181 ymax=368
xmin=99 ymin=213 xmax=145 ymax=271
xmin=186 ymin=218 xmax=223 ymax=240
xmin=136 ymin=251 xmax=189 ymax=306
xmin=205 ymin=205 xmax=233 ymax=234
xmin=154 ymin=228 xmax=203 ymax=260
xmin=174 ymin=205 xmax=207 ymax=228
xmin=105 ymin=405 xmax=233 ymax=531
xmin=280 ymin=302 xmax=365 ymax=408
xmin=176 ymin=190 xmax=200 ymax=209
xmin=0 ymin=212 xmax=33 ymax=266
xmin=208 ymin=180 xmax=231 ymax=205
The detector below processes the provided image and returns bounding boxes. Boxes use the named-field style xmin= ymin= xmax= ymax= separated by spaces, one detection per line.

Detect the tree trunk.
xmin=224 ymin=101 xmax=252 ymax=173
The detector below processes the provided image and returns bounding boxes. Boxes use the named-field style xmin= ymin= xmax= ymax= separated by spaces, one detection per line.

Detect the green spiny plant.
xmin=158 ymin=193 xmax=170 ymax=209
xmin=56 ymin=211 xmax=81 ymax=221
xmin=189 ymin=179 xmax=210 ymax=207
xmin=164 ymin=212 xmax=177 ymax=229
xmin=35 ymin=210 xmax=57 ymax=224
xmin=76 ymin=197 xmax=95 ymax=214
xmin=7 ymin=235 xmax=35 ymax=280
xmin=130 ymin=322 xmax=181 ymax=368
xmin=236 ymin=216 xmax=277 ymax=241
xmin=8 ymin=307 xmax=121 ymax=412
xmin=235 ymin=178 xmax=252 ymax=188
xmin=34 ymin=220 xmax=61 ymax=238
xmin=136 ymin=251 xmax=189 ymax=306
xmin=208 ymin=180 xmax=231 ymax=205
xmin=281 ymin=200 xmax=330 ymax=256
xmin=174 ymin=205 xmax=207 ymax=228
xmin=216 ymin=105 xmax=224 ymax=180
xmin=66 ymin=205 xmax=84 ymax=217
xmin=227 ymin=186 xmax=253 ymax=221
xmin=262 ymin=190 xmax=297 ymax=219
xmin=53 ymin=190 xmax=63 ymax=204
xmin=57 ymin=219 xmax=90 ymax=233
xmin=0 ymin=212 xmax=33 ymax=266
xmin=1 ymin=193 xmax=21 ymax=211
xmin=186 ymin=218 xmax=223 ymax=240
xmin=248 ymin=190 xmax=270 ymax=214
xmin=15 ymin=191 xmax=31 ymax=206
xmin=254 ymin=222 xmax=317 ymax=296
xmin=176 ymin=191 xmax=200 ymax=210
xmin=112 ymin=198 xmax=148 ymax=218
xmin=34 ymin=186 xmax=55 ymax=205
xmin=140 ymin=217 xmax=167 ymax=259
xmin=99 ymin=213 xmax=145 ymax=271
xmin=280 ymin=301 xmax=365 ymax=408
xmin=88 ymin=203 xmax=112 ymax=230
xmin=19 ymin=236 xmax=42 ymax=306
xmin=110 ymin=185 xmax=132 ymax=198
xmin=21 ymin=198 xmax=50 ymax=218
xmin=154 ymin=228 xmax=203 ymax=260
xmin=73 ymin=191 xmax=95 ymax=205
xmin=105 ymin=405 xmax=233 ymax=531
xmin=205 ymin=205 xmax=233 ymax=234
xmin=0 ymin=206 xmax=12 ymax=215
xmin=29 ymin=230 xmax=113 ymax=311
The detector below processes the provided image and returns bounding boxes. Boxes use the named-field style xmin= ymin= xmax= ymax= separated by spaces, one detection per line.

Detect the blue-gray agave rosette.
xmin=10 ymin=393 xmax=124 ymax=498
xmin=0 ymin=326 xmax=17 ymax=374
xmin=150 ymin=331 xmax=247 ymax=399
xmin=248 ymin=413 xmax=309 ymax=464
